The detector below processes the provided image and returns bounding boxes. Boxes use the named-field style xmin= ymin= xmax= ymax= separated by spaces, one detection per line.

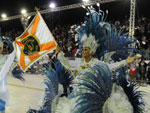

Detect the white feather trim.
xmin=103 ymin=83 xmax=133 ymax=113
xmin=52 ymin=96 xmax=76 ymax=113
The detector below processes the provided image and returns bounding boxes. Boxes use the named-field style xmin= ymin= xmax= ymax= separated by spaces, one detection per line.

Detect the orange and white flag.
xmin=14 ymin=12 xmax=57 ymax=71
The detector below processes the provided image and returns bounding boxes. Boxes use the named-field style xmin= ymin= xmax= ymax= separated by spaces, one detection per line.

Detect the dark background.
xmin=0 ymin=0 xmax=149 ymax=31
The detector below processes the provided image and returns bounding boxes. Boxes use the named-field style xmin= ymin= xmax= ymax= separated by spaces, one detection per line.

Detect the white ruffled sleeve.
xmin=57 ymin=52 xmax=77 ymax=73
xmin=107 ymin=60 xmax=128 ymax=72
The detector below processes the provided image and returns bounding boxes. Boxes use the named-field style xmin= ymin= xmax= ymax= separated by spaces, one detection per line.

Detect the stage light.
xmin=21 ymin=9 xmax=27 ymax=14
xmin=142 ymin=41 xmax=146 ymax=45
xmin=97 ymin=3 xmax=100 ymax=7
xmin=49 ymin=3 xmax=56 ymax=8
xmin=82 ymin=5 xmax=86 ymax=8
xmin=1 ymin=13 xmax=7 ymax=18
xmin=106 ymin=10 xmax=108 ymax=14
xmin=82 ymin=0 xmax=89 ymax=3
xmin=86 ymin=12 xmax=89 ymax=16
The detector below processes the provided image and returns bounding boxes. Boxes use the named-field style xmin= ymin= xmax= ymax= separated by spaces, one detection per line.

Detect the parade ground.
xmin=4 ymin=73 xmax=150 ymax=113
xmin=6 ymin=74 xmax=45 ymax=113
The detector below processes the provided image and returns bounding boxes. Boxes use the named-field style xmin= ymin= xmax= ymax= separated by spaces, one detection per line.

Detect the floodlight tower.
xmin=20 ymin=9 xmax=31 ymax=29
xmin=129 ymin=0 xmax=136 ymax=38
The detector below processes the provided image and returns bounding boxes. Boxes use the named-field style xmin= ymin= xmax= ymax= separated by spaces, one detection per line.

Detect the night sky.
xmin=0 ymin=0 xmax=149 ymax=30
xmin=0 ymin=0 xmax=149 ymax=16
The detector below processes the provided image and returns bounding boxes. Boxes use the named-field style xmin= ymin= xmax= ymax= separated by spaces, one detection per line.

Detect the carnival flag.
xmin=14 ymin=12 xmax=57 ymax=71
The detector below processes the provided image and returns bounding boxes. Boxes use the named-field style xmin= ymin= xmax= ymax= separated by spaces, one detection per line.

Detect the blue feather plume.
xmin=73 ymin=62 xmax=112 ymax=113
xmin=52 ymin=59 xmax=73 ymax=96
xmin=117 ymin=68 xmax=145 ymax=113
xmin=27 ymin=63 xmax=59 ymax=113
xmin=27 ymin=59 xmax=73 ymax=113
xmin=12 ymin=66 xmax=25 ymax=81
xmin=103 ymin=24 xmax=137 ymax=61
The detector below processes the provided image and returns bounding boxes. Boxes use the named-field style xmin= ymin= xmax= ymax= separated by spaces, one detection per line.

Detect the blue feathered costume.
xmin=28 ymin=6 xmax=145 ymax=113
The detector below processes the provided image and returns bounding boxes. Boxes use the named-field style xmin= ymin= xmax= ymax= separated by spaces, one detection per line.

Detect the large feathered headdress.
xmin=78 ymin=6 xmax=108 ymax=57
xmin=78 ymin=6 xmax=136 ymax=60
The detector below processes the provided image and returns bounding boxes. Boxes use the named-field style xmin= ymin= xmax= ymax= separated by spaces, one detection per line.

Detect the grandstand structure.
xmin=0 ymin=0 xmax=136 ymax=37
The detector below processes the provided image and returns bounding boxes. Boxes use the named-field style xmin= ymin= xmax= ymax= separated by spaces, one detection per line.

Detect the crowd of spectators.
xmin=1 ymin=16 xmax=150 ymax=83
xmin=51 ymin=25 xmax=80 ymax=57
xmin=1 ymin=28 xmax=23 ymax=41
xmin=1 ymin=17 xmax=150 ymax=58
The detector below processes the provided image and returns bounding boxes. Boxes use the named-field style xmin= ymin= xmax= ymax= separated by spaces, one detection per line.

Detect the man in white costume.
xmin=0 ymin=41 xmax=8 ymax=113
xmin=0 ymin=41 xmax=15 ymax=113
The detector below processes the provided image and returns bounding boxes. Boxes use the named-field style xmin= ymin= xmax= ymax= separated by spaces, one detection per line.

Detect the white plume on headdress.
xmin=81 ymin=34 xmax=99 ymax=54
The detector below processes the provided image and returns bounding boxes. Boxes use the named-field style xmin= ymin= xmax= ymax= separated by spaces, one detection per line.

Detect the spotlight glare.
xmin=106 ymin=10 xmax=109 ymax=14
xmin=49 ymin=3 xmax=56 ymax=8
xmin=82 ymin=5 xmax=86 ymax=8
xmin=21 ymin=9 xmax=27 ymax=14
xmin=1 ymin=13 xmax=7 ymax=18
xmin=82 ymin=0 xmax=89 ymax=3
xmin=97 ymin=3 xmax=100 ymax=7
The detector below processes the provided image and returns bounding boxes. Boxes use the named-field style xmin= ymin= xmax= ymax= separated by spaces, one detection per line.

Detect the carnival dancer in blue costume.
xmin=56 ymin=9 xmax=139 ymax=76
xmin=28 ymin=6 xmax=145 ymax=113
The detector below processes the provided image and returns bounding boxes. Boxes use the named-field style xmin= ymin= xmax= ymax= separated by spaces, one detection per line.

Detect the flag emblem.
xmin=14 ymin=12 xmax=57 ymax=71
xmin=21 ymin=35 xmax=40 ymax=56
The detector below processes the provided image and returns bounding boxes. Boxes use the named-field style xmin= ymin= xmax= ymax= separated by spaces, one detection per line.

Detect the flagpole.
xmin=56 ymin=45 xmax=76 ymax=78
xmin=35 ymin=7 xmax=40 ymax=13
